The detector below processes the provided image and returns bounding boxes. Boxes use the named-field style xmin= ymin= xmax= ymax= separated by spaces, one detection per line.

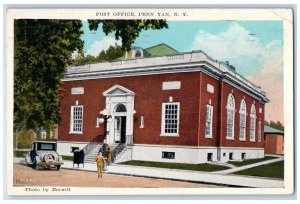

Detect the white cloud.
xmin=86 ymin=36 xmax=121 ymax=57
xmin=191 ymin=23 xmax=264 ymax=65
xmin=245 ymin=41 xmax=283 ymax=123
xmin=191 ymin=22 xmax=284 ymax=123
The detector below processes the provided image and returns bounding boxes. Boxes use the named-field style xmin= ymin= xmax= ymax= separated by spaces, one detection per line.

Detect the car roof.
xmin=32 ymin=140 xmax=57 ymax=144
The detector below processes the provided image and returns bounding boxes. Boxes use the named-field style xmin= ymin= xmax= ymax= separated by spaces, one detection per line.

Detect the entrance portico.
xmin=102 ymin=85 xmax=135 ymax=145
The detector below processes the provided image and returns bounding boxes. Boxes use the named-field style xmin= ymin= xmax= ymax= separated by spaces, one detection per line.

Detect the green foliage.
xmin=121 ymin=160 xmax=230 ymax=172
xmin=72 ymin=44 xmax=125 ymax=65
xmin=14 ymin=20 xmax=84 ymax=131
xmin=265 ymin=120 xmax=284 ymax=131
xmin=99 ymin=44 xmax=125 ymax=62
xmin=14 ymin=129 xmax=35 ymax=149
xmin=14 ymin=150 xmax=30 ymax=157
xmin=88 ymin=20 xmax=168 ymax=51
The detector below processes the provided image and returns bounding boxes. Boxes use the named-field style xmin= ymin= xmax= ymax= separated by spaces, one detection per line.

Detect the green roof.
xmin=143 ymin=43 xmax=178 ymax=57
xmin=264 ymin=125 xmax=284 ymax=135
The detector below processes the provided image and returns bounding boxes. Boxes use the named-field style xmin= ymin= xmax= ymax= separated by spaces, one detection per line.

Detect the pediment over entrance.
xmin=103 ymin=85 xmax=135 ymax=96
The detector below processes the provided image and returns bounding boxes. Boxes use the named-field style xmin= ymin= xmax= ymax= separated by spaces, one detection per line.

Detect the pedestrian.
xmin=95 ymin=152 xmax=106 ymax=178
xmin=107 ymin=145 xmax=112 ymax=165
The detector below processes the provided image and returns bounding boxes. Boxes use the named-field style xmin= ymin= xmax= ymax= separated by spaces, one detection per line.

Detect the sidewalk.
xmin=14 ymin=157 xmax=284 ymax=188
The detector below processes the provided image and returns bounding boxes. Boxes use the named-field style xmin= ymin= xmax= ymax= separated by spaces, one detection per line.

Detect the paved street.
xmin=14 ymin=163 xmax=217 ymax=188
xmin=15 ymin=157 xmax=284 ymax=188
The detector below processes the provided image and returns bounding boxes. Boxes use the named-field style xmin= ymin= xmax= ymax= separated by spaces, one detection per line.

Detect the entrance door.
xmin=114 ymin=116 xmax=126 ymax=143
xmin=120 ymin=116 xmax=126 ymax=143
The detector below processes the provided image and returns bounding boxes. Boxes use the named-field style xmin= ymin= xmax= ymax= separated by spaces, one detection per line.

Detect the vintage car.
xmin=24 ymin=141 xmax=64 ymax=170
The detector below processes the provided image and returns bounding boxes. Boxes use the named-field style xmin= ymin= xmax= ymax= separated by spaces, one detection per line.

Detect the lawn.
xmin=234 ymin=160 xmax=284 ymax=179
xmin=62 ymin=155 xmax=74 ymax=161
xmin=228 ymin=156 xmax=276 ymax=167
xmin=120 ymin=160 xmax=230 ymax=172
xmin=14 ymin=150 xmax=29 ymax=158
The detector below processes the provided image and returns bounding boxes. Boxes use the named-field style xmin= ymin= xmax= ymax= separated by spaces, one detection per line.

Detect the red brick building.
xmin=264 ymin=125 xmax=284 ymax=155
xmin=57 ymin=44 xmax=269 ymax=163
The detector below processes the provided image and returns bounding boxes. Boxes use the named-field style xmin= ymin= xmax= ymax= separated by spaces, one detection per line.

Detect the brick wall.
xmin=58 ymin=71 xmax=266 ymax=148
xmin=58 ymin=72 xmax=201 ymax=146
xmin=265 ymin=134 xmax=284 ymax=154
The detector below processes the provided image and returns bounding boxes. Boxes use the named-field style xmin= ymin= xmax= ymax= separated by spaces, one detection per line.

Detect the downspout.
xmin=217 ymin=77 xmax=224 ymax=161
xmin=198 ymin=72 xmax=203 ymax=147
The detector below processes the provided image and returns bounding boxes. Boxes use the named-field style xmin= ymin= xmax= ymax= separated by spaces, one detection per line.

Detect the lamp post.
xmin=96 ymin=110 xmax=112 ymax=143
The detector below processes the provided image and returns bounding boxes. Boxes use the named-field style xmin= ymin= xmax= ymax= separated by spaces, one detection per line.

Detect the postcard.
xmin=5 ymin=7 xmax=294 ymax=196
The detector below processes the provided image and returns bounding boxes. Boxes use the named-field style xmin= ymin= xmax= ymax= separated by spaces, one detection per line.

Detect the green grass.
xmin=120 ymin=160 xmax=230 ymax=172
xmin=228 ymin=156 xmax=276 ymax=167
xmin=234 ymin=160 xmax=284 ymax=179
xmin=62 ymin=155 xmax=74 ymax=161
xmin=14 ymin=150 xmax=29 ymax=158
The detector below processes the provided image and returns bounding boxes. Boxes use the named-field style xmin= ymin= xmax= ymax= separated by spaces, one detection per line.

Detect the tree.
xmin=14 ymin=19 xmax=84 ymax=132
xmin=71 ymin=44 xmax=125 ymax=65
xmin=100 ymin=44 xmax=125 ymax=62
xmin=88 ymin=20 xmax=168 ymax=51
xmin=265 ymin=120 xmax=284 ymax=131
xmin=14 ymin=19 xmax=169 ymax=134
xmin=84 ymin=55 xmax=97 ymax=64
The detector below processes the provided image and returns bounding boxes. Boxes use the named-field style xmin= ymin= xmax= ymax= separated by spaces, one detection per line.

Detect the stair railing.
xmin=112 ymin=143 xmax=126 ymax=162
xmin=82 ymin=135 xmax=104 ymax=155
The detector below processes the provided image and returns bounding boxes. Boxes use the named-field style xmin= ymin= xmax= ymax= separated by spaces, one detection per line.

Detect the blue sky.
xmin=81 ymin=21 xmax=283 ymax=76
xmin=81 ymin=20 xmax=284 ymax=122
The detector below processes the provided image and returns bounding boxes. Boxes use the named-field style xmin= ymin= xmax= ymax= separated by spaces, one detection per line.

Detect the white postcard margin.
xmin=5 ymin=8 xmax=294 ymax=196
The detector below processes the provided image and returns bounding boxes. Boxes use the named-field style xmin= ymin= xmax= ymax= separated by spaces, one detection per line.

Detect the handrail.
xmin=82 ymin=135 xmax=104 ymax=155
xmin=112 ymin=143 xmax=126 ymax=162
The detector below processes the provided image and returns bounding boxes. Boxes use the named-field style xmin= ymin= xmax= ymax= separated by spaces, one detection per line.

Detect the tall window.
xmin=250 ymin=104 xmax=256 ymax=141
xmin=70 ymin=105 xmax=83 ymax=134
xmin=258 ymin=121 xmax=262 ymax=142
xmin=239 ymin=100 xmax=246 ymax=140
xmin=226 ymin=94 xmax=235 ymax=139
xmin=205 ymin=104 xmax=213 ymax=138
xmin=161 ymin=102 xmax=180 ymax=136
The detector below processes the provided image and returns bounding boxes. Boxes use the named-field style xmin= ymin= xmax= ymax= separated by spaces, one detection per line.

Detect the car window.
xmin=37 ymin=143 xmax=56 ymax=151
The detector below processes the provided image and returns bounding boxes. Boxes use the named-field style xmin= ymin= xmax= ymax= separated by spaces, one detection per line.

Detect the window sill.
xmin=160 ymin=134 xmax=179 ymax=137
xmin=69 ymin=132 xmax=83 ymax=135
xmin=239 ymin=138 xmax=246 ymax=141
xmin=205 ymin=136 xmax=213 ymax=139
xmin=226 ymin=137 xmax=235 ymax=140
xmin=250 ymin=139 xmax=256 ymax=142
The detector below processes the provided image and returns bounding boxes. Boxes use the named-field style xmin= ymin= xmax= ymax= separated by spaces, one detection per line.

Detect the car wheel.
xmin=56 ymin=165 xmax=61 ymax=171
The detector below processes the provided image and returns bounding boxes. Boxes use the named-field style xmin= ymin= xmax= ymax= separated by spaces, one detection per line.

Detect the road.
xmin=14 ymin=163 xmax=218 ymax=188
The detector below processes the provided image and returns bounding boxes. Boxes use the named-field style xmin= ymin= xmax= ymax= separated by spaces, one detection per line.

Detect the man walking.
xmin=107 ymin=145 xmax=112 ymax=165
xmin=96 ymin=152 xmax=106 ymax=178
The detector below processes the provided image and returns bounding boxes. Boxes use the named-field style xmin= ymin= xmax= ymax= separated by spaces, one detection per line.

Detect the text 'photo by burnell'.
xmin=5 ymin=8 xmax=294 ymax=196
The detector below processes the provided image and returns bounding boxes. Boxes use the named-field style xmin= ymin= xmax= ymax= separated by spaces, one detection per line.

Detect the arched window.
xmin=226 ymin=94 xmax=235 ymax=139
xmin=115 ymin=104 xmax=127 ymax=112
xmin=258 ymin=121 xmax=262 ymax=142
xmin=239 ymin=100 xmax=246 ymax=140
xmin=250 ymin=104 xmax=256 ymax=141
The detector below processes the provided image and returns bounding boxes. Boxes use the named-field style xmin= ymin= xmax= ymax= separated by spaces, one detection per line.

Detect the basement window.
xmin=162 ymin=151 xmax=175 ymax=159
xmin=207 ymin=153 xmax=213 ymax=161
xmin=229 ymin=153 xmax=233 ymax=160
xmin=241 ymin=153 xmax=246 ymax=160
